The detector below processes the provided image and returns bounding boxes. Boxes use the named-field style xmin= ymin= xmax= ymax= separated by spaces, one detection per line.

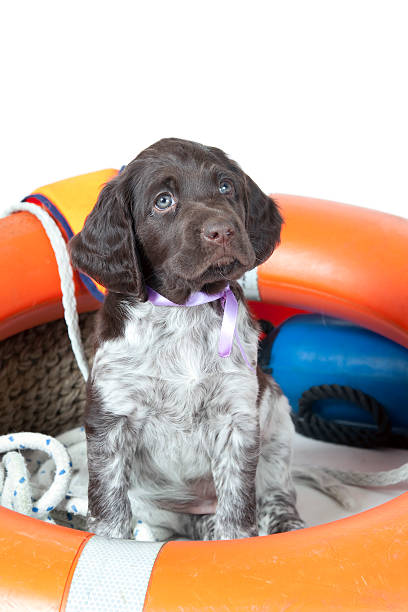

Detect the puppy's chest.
xmin=93 ymin=299 xmax=258 ymax=428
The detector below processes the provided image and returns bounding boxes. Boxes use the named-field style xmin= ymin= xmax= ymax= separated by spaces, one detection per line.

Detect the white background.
xmin=1 ymin=0 xmax=407 ymax=218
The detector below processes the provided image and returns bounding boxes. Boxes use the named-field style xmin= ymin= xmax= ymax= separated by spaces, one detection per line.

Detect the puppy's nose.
xmin=202 ymin=222 xmax=235 ymax=246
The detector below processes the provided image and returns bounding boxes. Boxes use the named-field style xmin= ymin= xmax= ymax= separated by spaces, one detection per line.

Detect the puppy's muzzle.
xmin=201 ymin=221 xmax=235 ymax=247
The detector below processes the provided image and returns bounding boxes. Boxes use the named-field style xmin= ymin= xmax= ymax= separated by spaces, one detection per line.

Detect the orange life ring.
xmin=0 ymin=171 xmax=407 ymax=610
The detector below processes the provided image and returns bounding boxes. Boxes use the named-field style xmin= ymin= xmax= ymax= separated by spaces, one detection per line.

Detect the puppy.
xmin=69 ymin=138 xmax=304 ymax=540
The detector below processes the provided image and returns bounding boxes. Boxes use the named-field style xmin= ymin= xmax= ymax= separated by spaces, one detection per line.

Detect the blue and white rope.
xmin=0 ymin=432 xmax=72 ymax=522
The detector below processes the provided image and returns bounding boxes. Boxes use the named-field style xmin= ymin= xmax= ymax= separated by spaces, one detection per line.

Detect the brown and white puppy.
xmin=69 ymin=138 xmax=304 ymax=541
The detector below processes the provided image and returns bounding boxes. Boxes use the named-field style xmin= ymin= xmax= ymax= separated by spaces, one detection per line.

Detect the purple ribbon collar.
xmin=146 ymin=285 xmax=254 ymax=370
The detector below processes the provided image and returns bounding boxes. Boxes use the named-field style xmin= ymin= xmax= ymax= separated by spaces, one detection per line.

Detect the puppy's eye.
xmin=219 ymin=180 xmax=234 ymax=195
xmin=154 ymin=192 xmax=176 ymax=211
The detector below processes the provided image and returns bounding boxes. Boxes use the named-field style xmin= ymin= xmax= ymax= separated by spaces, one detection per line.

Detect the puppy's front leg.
xmin=86 ymin=413 xmax=134 ymax=539
xmin=257 ymin=388 xmax=305 ymax=534
xmin=210 ymin=414 xmax=260 ymax=540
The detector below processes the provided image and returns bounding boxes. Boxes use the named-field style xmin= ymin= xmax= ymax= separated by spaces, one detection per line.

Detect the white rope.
xmin=292 ymin=465 xmax=356 ymax=510
xmin=0 ymin=427 xmax=158 ymax=539
xmin=0 ymin=432 xmax=72 ymax=522
xmin=293 ymin=459 xmax=408 ymax=508
xmin=314 ymin=463 xmax=408 ymax=487
xmin=0 ymin=202 xmax=89 ymax=381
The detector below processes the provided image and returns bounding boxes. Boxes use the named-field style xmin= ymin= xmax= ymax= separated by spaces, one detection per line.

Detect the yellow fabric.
xmin=31 ymin=168 xmax=118 ymax=297
xmin=33 ymin=168 xmax=118 ymax=235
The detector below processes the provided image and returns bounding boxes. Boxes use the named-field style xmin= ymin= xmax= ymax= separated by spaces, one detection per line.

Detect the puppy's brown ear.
xmin=245 ymin=175 xmax=283 ymax=265
xmin=68 ymin=175 xmax=145 ymax=298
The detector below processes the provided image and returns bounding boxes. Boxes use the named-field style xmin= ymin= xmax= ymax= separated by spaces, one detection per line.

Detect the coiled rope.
xmin=294 ymin=383 xmax=408 ymax=449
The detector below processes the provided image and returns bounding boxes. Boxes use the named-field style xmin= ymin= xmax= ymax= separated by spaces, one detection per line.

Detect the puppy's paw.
xmin=258 ymin=490 xmax=305 ymax=535
xmin=213 ymin=522 xmax=258 ymax=540
xmin=265 ymin=515 xmax=305 ymax=535
xmin=87 ymin=515 xmax=132 ymax=539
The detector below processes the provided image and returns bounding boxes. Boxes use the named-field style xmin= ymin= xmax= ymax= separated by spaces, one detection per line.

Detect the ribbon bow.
xmin=146 ymin=285 xmax=254 ymax=370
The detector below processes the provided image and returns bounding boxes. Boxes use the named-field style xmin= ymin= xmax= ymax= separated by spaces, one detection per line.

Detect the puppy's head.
xmin=69 ymin=138 xmax=283 ymax=303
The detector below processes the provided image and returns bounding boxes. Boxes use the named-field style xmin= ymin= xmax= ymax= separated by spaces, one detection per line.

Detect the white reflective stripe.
xmin=66 ymin=536 xmax=165 ymax=611
xmin=238 ymin=268 xmax=260 ymax=301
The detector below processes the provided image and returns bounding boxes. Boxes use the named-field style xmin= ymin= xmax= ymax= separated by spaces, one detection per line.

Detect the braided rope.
xmin=0 ymin=314 xmax=94 ymax=437
xmin=0 ymin=203 xmax=89 ymax=381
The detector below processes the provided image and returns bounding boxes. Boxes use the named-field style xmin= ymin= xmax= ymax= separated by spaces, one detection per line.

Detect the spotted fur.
xmin=86 ymin=290 xmax=303 ymax=540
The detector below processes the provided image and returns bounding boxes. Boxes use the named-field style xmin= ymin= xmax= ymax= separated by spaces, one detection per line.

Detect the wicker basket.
xmin=0 ymin=312 xmax=96 ymax=436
